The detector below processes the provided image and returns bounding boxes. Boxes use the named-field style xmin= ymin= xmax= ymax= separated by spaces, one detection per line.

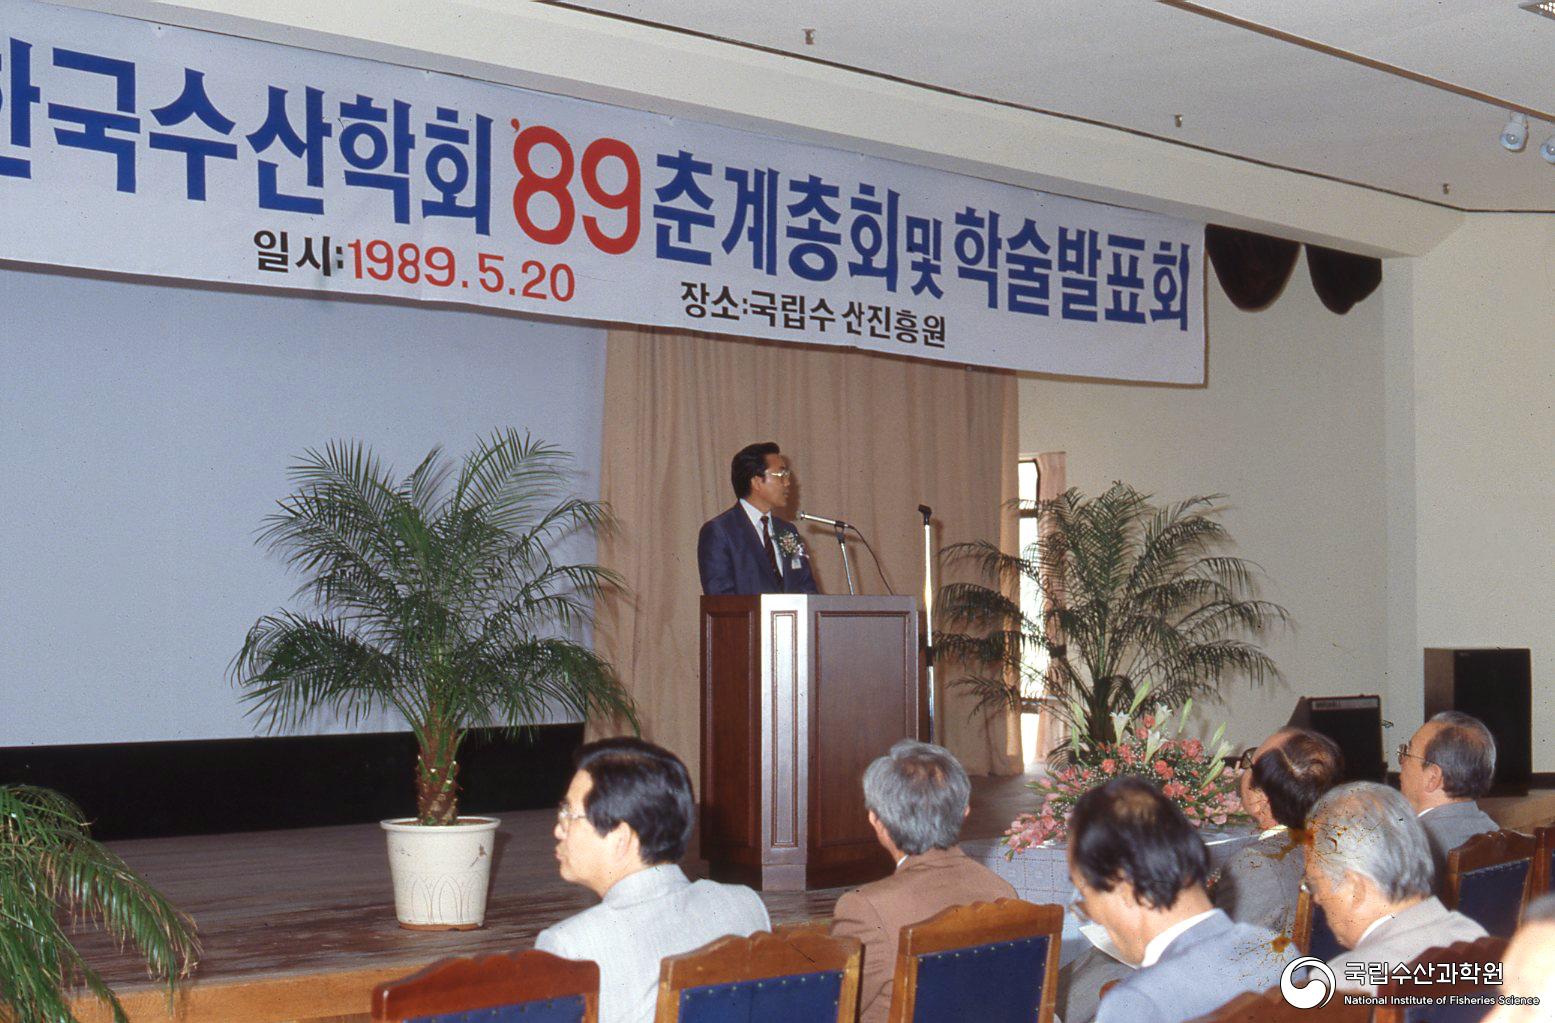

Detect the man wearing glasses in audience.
xmin=537 ymin=738 xmax=769 ymax=1023
xmin=1306 ymin=781 xmax=1485 ymax=993
xmin=697 ymin=442 xmax=818 ymax=595
xmin=1397 ymin=711 xmax=1499 ymax=889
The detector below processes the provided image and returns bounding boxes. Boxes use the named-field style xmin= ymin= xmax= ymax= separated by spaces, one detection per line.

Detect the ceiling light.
xmin=1541 ymin=136 xmax=1555 ymax=164
xmin=1521 ymin=1 xmax=1555 ymax=20
xmin=1501 ymin=112 xmax=1529 ymax=152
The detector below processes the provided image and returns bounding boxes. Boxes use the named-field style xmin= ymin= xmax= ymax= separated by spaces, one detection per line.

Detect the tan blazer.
xmin=829 ymin=845 xmax=1017 ymax=1023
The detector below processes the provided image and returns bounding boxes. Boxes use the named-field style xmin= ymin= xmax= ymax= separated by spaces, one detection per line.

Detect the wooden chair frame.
xmin=1372 ymin=935 xmax=1510 ymax=1023
xmin=1292 ymin=884 xmax=1315 ymax=956
xmin=1528 ymin=826 xmax=1555 ymax=908
xmin=886 ymin=898 xmax=1063 ymax=1023
xmin=654 ymin=929 xmax=862 ymax=1023
xmin=372 ymin=949 xmax=599 ymax=1022
xmin=1442 ymin=829 xmax=1535 ymax=922
xmin=1190 ymin=987 xmax=1373 ymax=1023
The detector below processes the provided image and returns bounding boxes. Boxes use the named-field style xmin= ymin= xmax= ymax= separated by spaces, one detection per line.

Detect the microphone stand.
xmin=835 ymin=523 xmax=857 ymax=595
xmin=919 ymin=504 xmax=937 ymax=743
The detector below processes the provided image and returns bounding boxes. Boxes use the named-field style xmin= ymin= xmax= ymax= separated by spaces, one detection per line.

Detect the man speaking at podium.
xmin=698 ymin=442 xmax=819 ymax=595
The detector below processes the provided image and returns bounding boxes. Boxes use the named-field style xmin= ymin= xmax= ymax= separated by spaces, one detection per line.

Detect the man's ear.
xmin=1423 ymin=762 xmax=1445 ymax=795
xmin=608 ymin=822 xmax=640 ymax=864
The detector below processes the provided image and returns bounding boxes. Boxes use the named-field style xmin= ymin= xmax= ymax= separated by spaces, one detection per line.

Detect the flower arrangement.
xmin=775 ymin=530 xmax=806 ymax=560
xmin=1004 ymin=696 xmax=1244 ymax=855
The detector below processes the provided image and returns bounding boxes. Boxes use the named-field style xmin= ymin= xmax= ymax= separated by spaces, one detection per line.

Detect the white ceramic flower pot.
xmin=381 ymin=816 xmax=500 ymax=930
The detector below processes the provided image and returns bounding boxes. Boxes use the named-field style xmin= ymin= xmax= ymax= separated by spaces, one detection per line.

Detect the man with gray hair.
xmin=830 ymin=740 xmax=1015 ymax=1023
xmin=1398 ymin=711 xmax=1500 ymax=887
xmin=1306 ymin=781 xmax=1486 ymax=993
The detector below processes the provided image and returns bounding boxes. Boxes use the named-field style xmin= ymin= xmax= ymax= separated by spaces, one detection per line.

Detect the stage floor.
xmin=70 ymin=773 xmax=1555 ymax=1022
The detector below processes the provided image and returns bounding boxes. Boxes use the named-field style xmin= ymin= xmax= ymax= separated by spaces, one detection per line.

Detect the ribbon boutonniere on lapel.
xmin=775 ymin=530 xmax=806 ymax=568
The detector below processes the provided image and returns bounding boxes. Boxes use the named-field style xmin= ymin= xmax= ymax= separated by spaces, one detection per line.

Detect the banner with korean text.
xmin=0 ymin=0 xmax=1205 ymax=382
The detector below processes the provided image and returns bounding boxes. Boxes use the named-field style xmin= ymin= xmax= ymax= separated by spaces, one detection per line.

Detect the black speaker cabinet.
xmin=1424 ymin=648 xmax=1532 ymax=796
xmin=1286 ymin=695 xmax=1385 ymax=782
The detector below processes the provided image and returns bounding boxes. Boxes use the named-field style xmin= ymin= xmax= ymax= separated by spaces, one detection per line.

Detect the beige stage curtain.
xmin=596 ymin=326 xmax=1022 ymax=780
xmin=1031 ymin=451 xmax=1070 ymax=762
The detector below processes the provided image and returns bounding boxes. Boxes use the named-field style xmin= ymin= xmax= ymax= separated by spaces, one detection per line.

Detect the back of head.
xmin=1251 ymin=728 xmax=1345 ymax=829
xmin=1069 ymin=776 xmax=1208 ymax=911
xmin=862 ymin=740 xmax=970 ymax=856
xmin=575 ymin=738 xmax=695 ymax=865
xmin=1425 ymin=711 xmax=1497 ymax=799
xmin=730 ymin=442 xmax=780 ymax=499
xmin=1307 ymin=781 xmax=1434 ymax=901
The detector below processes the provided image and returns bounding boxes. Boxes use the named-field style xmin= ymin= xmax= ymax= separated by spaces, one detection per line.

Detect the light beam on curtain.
xmin=595 ymin=326 xmax=1023 ymax=780
xmin=1031 ymin=451 xmax=1069 ymax=763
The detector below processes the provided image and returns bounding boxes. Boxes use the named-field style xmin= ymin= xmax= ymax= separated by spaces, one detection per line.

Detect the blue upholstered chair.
xmin=372 ymin=949 xmax=598 ymax=1023
xmin=886 ymin=898 xmax=1062 ymax=1023
xmin=654 ymin=925 xmax=861 ymax=1023
xmin=1444 ymin=830 xmax=1536 ymax=939
xmin=1374 ymin=935 xmax=1510 ymax=1023
xmin=1294 ymin=884 xmax=1345 ymax=963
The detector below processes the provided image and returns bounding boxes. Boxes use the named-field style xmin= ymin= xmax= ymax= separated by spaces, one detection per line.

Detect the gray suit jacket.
xmin=1329 ymin=896 xmax=1487 ymax=994
xmin=1211 ymin=827 xmax=1306 ymax=938
xmin=1095 ymin=910 xmax=1295 ymax=1023
xmin=1418 ymin=801 xmax=1499 ymax=890
xmin=535 ymin=865 xmax=770 ymax=1023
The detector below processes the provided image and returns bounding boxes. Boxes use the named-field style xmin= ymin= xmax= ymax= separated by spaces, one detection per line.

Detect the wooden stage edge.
xmin=70 ymin=775 xmax=1555 ymax=1023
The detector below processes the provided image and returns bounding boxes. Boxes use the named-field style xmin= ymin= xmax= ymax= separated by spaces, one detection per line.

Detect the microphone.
xmin=797 ymin=510 xmax=850 ymax=529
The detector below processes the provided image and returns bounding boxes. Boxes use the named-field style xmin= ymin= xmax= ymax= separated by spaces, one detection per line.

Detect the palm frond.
xmin=936 ymin=481 xmax=1289 ymax=750
xmin=0 ymin=785 xmax=198 ymax=1023
xmin=233 ymin=433 xmax=636 ymax=822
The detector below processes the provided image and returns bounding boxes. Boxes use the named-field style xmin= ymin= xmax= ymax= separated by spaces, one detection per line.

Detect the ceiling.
xmin=547 ymin=0 xmax=1555 ymax=212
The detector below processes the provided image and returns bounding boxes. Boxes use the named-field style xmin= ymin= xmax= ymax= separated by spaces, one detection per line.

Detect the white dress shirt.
xmin=1140 ymin=908 xmax=1220 ymax=968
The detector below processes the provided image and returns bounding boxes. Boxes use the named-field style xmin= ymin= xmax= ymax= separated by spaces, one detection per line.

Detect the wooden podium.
xmin=699 ymin=594 xmax=920 ymax=891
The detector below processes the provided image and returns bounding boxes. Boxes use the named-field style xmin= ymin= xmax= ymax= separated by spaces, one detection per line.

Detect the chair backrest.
xmin=1529 ymin=826 xmax=1555 ymax=907
xmin=372 ymin=950 xmax=598 ymax=1023
xmin=1444 ymin=830 xmax=1536 ymax=938
xmin=1372 ymin=934 xmax=1510 ymax=1023
xmin=1193 ymin=987 xmax=1373 ymax=1023
xmin=1292 ymin=885 xmax=1345 ymax=963
xmin=654 ymin=928 xmax=861 ymax=1023
xmin=887 ymin=898 xmax=1062 ymax=1023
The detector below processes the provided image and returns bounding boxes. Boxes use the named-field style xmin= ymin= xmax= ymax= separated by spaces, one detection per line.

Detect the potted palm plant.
xmin=1 ymin=784 xmax=199 ymax=1023
xmin=232 ymin=430 xmax=637 ymax=930
xmin=937 ymin=482 xmax=1289 ymax=753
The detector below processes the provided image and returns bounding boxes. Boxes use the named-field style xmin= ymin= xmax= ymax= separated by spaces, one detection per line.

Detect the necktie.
xmin=761 ymin=515 xmax=782 ymax=582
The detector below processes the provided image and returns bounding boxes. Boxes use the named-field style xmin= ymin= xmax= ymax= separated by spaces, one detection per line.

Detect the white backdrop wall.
xmin=1019 ymin=257 xmax=1391 ymax=754
xmin=1389 ymin=214 xmax=1555 ymax=770
xmin=0 ymin=266 xmax=606 ymax=746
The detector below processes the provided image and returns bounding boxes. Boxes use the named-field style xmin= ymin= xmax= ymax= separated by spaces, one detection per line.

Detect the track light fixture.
xmin=1541 ymin=136 xmax=1555 ymax=164
xmin=1501 ymin=112 xmax=1530 ymax=152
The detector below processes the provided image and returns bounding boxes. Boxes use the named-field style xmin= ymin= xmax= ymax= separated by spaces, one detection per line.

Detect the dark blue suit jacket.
xmin=697 ymin=504 xmax=818 ymax=595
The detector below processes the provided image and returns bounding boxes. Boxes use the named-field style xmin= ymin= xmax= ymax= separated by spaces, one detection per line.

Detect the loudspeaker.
xmin=1423 ymin=648 xmax=1532 ymax=796
xmin=1286 ymin=695 xmax=1385 ymax=782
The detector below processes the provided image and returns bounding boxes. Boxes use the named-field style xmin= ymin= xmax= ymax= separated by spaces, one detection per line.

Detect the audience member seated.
xmin=829 ymin=740 xmax=1015 ymax=1023
xmin=1068 ymin=777 xmax=1295 ymax=1023
xmin=1058 ymin=730 xmax=1339 ymax=1023
xmin=1306 ymin=781 xmax=1486 ymax=993
xmin=1399 ymin=711 xmax=1499 ymax=888
xmin=1486 ymin=893 xmax=1555 ymax=1022
xmin=535 ymin=738 xmax=770 ymax=1023
xmin=1212 ymin=728 xmax=1344 ymax=938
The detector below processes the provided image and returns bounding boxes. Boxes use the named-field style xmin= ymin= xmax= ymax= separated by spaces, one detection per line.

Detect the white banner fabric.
xmin=0 ymin=0 xmax=1205 ymax=382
